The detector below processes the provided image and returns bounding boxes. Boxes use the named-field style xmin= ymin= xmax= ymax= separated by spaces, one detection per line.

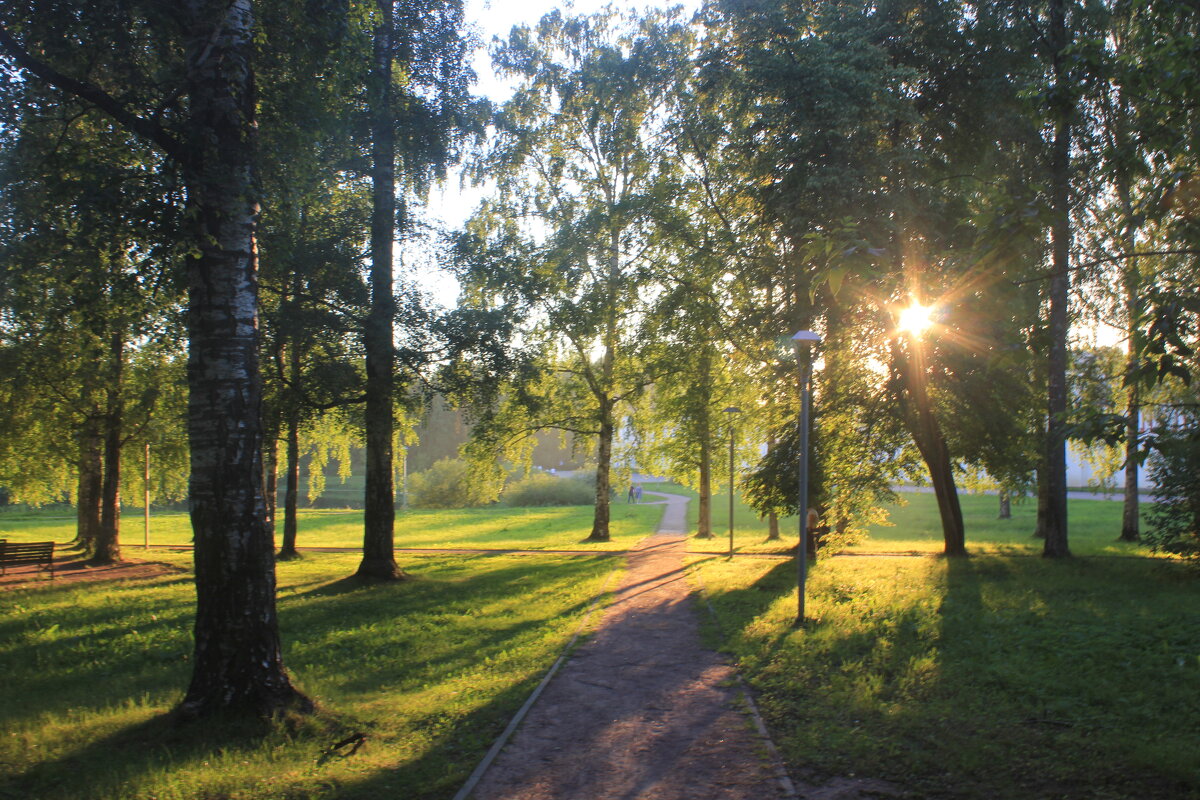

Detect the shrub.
xmin=502 ymin=472 xmax=595 ymax=507
xmin=410 ymin=458 xmax=494 ymax=509
xmin=1145 ymin=418 xmax=1200 ymax=566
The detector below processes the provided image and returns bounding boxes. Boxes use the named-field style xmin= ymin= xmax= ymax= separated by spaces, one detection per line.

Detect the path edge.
xmin=451 ymin=565 xmax=621 ymax=800
xmin=690 ymin=563 xmax=800 ymax=800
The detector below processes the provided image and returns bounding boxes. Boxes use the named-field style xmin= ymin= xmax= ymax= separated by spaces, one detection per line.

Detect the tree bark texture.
xmin=75 ymin=413 xmax=103 ymax=552
xmin=179 ymin=0 xmax=307 ymax=717
xmin=1042 ymin=0 xmax=1072 ymax=558
xmin=998 ymin=491 xmax=1012 ymax=520
xmin=358 ymin=0 xmax=401 ymax=580
xmin=93 ymin=333 xmax=124 ymax=565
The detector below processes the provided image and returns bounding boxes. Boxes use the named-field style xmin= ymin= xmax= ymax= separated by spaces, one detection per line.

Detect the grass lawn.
xmin=642 ymin=481 xmax=1148 ymax=558
xmin=690 ymin=514 xmax=1200 ymax=798
xmin=0 ymin=502 xmax=663 ymax=552
xmin=0 ymin=549 xmax=622 ymax=800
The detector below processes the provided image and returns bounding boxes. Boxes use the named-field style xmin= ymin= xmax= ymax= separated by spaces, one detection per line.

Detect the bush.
xmin=410 ymin=458 xmax=494 ymax=509
xmin=502 ymin=472 xmax=595 ymax=507
xmin=1146 ymin=418 xmax=1200 ymax=566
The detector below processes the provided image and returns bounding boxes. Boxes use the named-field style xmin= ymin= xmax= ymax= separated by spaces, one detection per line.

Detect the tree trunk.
xmin=1120 ymin=375 xmax=1141 ymax=542
xmin=264 ymin=429 xmax=278 ymax=540
xmin=178 ymin=0 xmax=308 ymax=718
xmin=894 ymin=338 xmax=966 ymax=556
xmin=92 ymin=333 xmax=123 ymax=565
xmin=696 ymin=400 xmax=713 ymax=539
xmin=998 ymin=491 xmax=1012 ymax=519
xmin=358 ymin=0 xmax=402 ymax=580
xmin=75 ymin=413 xmax=103 ymax=552
xmin=1117 ymin=138 xmax=1141 ymax=543
xmin=1034 ymin=454 xmax=1048 ymax=537
xmin=1042 ymin=0 xmax=1072 ymax=558
xmin=278 ymin=407 xmax=301 ymax=559
xmin=765 ymin=431 xmax=781 ymax=539
xmin=588 ymin=398 xmax=614 ymax=542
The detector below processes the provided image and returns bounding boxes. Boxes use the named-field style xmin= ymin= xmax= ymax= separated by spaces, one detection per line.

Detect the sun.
xmin=897 ymin=303 xmax=935 ymax=336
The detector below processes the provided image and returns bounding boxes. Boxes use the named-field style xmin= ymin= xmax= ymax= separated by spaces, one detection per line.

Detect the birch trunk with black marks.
xmin=178 ymin=0 xmax=307 ymax=717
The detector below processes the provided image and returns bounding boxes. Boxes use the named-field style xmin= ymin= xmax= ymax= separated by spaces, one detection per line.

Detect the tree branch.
xmin=0 ymin=23 xmax=184 ymax=162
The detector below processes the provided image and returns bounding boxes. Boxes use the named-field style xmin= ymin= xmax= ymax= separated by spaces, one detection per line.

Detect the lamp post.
xmin=792 ymin=330 xmax=820 ymax=627
xmin=723 ymin=406 xmax=741 ymax=558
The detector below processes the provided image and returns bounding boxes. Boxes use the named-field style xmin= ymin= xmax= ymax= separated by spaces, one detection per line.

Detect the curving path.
xmin=461 ymin=490 xmax=795 ymax=800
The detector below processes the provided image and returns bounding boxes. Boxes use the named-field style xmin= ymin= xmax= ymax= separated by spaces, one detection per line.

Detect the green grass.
xmin=643 ymin=482 xmax=1149 ymax=557
xmin=0 ymin=549 xmax=622 ymax=800
xmin=691 ymin=543 xmax=1200 ymax=798
xmin=0 ymin=502 xmax=663 ymax=552
xmin=853 ymin=492 xmax=1148 ymax=557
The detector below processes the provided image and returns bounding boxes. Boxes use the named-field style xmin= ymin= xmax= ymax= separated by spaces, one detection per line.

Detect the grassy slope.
xmin=0 ymin=549 xmax=623 ymax=800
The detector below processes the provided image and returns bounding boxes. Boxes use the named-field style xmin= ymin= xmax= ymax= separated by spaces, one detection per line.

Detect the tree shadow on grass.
xmin=0 ymin=706 xmax=334 ymax=800
xmin=3 ymin=553 xmax=621 ymax=800
xmin=280 ymin=556 xmax=615 ymax=699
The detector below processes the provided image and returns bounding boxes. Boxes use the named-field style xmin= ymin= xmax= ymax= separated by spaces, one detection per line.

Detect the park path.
xmin=463 ymin=491 xmax=795 ymax=800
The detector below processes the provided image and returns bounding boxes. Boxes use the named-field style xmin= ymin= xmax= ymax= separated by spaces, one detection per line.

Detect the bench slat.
xmin=0 ymin=541 xmax=55 ymax=578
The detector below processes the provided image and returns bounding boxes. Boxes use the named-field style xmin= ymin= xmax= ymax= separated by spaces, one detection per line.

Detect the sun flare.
xmin=898 ymin=303 xmax=935 ymax=336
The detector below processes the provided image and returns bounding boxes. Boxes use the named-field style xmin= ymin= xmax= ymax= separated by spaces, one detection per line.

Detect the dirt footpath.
xmin=466 ymin=492 xmax=795 ymax=800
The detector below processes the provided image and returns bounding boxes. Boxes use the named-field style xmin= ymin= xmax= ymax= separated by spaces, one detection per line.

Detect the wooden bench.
xmin=0 ymin=540 xmax=55 ymax=579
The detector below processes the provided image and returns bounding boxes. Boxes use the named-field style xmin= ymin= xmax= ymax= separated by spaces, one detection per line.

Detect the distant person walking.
xmin=627 ymin=485 xmax=636 ymax=503
xmin=633 ymin=485 xmax=643 ymax=503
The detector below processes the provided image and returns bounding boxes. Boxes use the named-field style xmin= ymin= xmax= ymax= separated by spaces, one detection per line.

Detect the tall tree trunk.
xmin=588 ymin=397 xmax=614 ymax=542
xmin=697 ymin=410 xmax=713 ymax=539
xmin=1116 ymin=140 xmax=1141 ymax=543
xmin=696 ymin=350 xmax=714 ymax=539
xmin=0 ymin=0 xmax=305 ymax=720
xmin=92 ymin=333 xmax=123 ymax=565
xmin=75 ymin=412 xmax=103 ymax=552
xmin=998 ymin=491 xmax=1012 ymax=520
xmin=1042 ymin=0 xmax=1072 ymax=558
xmin=894 ymin=338 xmax=966 ymax=556
xmin=179 ymin=0 xmax=307 ymax=718
xmin=264 ymin=429 xmax=278 ymax=540
xmin=278 ymin=406 xmax=301 ymax=559
xmin=1120 ymin=362 xmax=1141 ymax=542
xmin=358 ymin=0 xmax=402 ymax=580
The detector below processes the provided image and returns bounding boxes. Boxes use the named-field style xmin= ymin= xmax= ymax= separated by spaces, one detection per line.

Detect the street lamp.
xmin=792 ymin=329 xmax=821 ymax=627
xmin=723 ymin=406 xmax=742 ymax=558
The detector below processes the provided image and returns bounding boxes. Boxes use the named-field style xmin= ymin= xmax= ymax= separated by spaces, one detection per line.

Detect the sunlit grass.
xmin=638 ymin=482 xmax=1151 ymax=558
xmin=691 ymin=552 xmax=1200 ymax=798
xmin=0 ymin=503 xmax=663 ymax=552
xmin=0 ymin=549 xmax=620 ymax=800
